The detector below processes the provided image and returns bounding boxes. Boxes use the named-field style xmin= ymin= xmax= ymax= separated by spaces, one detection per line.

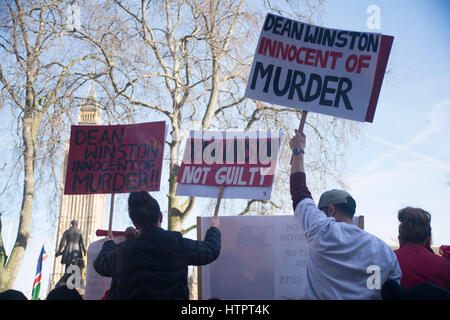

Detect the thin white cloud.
xmin=346 ymin=99 xmax=450 ymax=246
xmin=351 ymin=99 xmax=450 ymax=178
xmin=367 ymin=136 xmax=450 ymax=171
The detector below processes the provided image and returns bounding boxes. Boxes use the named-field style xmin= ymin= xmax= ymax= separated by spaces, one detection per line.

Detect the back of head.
xmin=404 ymin=282 xmax=450 ymax=300
xmin=381 ymin=280 xmax=450 ymax=300
xmin=128 ymin=191 xmax=161 ymax=230
xmin=0 ymin=289 xmax=27 ymax=300
xmin=318 ymin=189 xmax=356 ymax=219
xmin=46 ymin=285 xmax=83 ymax=300
xmin=398 ymin=207 xmax=431 ymax=245
xmin=381 ymin=279 xmax=406 ymax=300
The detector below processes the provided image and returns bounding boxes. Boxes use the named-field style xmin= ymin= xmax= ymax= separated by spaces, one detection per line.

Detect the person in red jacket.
xmin=394 ymin=207 xmax=450 ymax=290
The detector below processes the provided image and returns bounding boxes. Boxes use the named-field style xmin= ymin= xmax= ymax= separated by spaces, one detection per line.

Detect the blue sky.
xmin=319 ymin=0 xmax=450 ymax=247
xmin=1 ymin=0 xmax=449 ymax=298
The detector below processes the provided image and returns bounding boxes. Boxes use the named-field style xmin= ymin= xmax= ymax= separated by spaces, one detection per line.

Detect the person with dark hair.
xmin=289 ymin=129 xmax=401 ymax=299
xmin=94 ymin=191 xmax=221 ymax=300
xmin=381 ymin=279 xmax=450 ymax=300
xmin=394 ymin=207 xmax=450 ymax=290
xmin=46 ymin=285 xmax=83 ymax=300
xmin=0 ymin=289 xmax=28 ymax=300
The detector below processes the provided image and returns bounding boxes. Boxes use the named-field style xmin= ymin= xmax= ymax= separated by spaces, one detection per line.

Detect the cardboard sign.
xmin=176 ymin=131 xmax=282 ymax=200
xmin=84 ymin=233 xmax=126 ymax=300
xmin=245 ymin=13 xmax=393 ymax=122
xmin=198 ymin=215 xmax=364 ymax=300
xmin=64 ymin=122 xmax=166 ymax=195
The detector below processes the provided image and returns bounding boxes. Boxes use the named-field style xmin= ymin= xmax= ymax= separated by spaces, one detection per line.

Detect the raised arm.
xmin=183 ymin=217 xmax=221 ymax=266
xmin=289 ymin=130 xmax=312 ymax=211
xmin=290 ymin=130 xmax=330 ymax=240
xmin=290 ymin=129 xmax=306 ymax=175
xmin=93 ymin=240 xmax=116 ymax=277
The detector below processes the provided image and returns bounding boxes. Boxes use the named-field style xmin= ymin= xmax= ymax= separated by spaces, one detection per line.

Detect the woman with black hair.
xmin=94 ymin=191 xmax=221 ymax=300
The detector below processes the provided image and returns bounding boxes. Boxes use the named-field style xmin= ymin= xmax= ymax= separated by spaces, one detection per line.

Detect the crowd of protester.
xmin=0 ymin=130 xmax=449 ymax=300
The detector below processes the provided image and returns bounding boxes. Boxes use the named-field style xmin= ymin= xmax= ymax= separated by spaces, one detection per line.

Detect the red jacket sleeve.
xmin=290 ymin=172 xmax=313 ymax=211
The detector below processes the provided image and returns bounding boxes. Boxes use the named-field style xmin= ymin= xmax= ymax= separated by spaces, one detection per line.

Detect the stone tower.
xmin=50 ymin=82 xmax=106 ymax=289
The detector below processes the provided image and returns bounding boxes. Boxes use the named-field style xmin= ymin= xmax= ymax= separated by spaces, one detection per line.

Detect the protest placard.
xmin=175 ymin=130 xmax=282 ymax=200
xmin=64 ymin=121 xmax=166 ymax=195
xmin=245 ymin=13 xmax=394 ymax=123
xmin=84 ymin=231 xmax=126 ymax=300
xmin=197 ymin=215 xmax=364 ymax=300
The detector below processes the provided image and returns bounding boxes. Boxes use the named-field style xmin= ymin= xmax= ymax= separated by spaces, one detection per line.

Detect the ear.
xmin=160 ymin=212 xmax=163 ymax=223
xmin=328 ymin=204 xmax=337 ymax=217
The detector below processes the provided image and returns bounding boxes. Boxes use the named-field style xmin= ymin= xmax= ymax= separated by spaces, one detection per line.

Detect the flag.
xmin=31 ymin=244 xmax=48 ymax=300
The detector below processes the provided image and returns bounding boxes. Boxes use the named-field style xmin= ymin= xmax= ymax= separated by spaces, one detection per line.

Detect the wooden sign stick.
xmin=107 ymin=193 xmax=115 ymax=238
xmin=298 ymin=111 xmax=308 ymax=133
xmin=213 ymin=186 xmax=225 ymax=217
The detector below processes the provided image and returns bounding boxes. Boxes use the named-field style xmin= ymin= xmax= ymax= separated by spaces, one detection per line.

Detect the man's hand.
xmin=209 ymin=216 xmax=220 ymax=229
xmin=289 ymin=129 xmax=306 ymax=150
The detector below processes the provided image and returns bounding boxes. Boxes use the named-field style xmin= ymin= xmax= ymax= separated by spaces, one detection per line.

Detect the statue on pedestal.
xmin=55 ymin=219 xmax=86 ymax=287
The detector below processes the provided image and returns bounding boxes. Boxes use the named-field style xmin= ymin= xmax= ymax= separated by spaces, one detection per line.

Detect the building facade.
xmin=50 ymin=83 xmax=106 ymax=289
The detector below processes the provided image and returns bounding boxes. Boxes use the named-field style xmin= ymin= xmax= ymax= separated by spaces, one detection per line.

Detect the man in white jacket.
xmin=289 ymin=129 xmax=401 ymax=299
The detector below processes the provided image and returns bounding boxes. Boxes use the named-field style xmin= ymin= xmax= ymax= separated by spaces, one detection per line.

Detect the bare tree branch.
xmin=182 ymin=223 xmax=197 ymax=236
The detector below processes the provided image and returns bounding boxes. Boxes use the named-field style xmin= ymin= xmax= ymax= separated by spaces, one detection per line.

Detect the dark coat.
xmin=93 ymin=226 xmax=221 ymax=300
